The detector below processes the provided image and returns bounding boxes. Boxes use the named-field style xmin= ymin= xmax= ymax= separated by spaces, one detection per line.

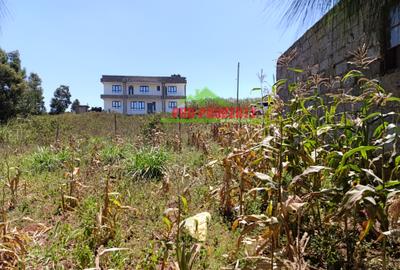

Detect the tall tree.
xmin=28 ymin=73 xmax=46 ymax=113
xmin=50 ymin=85 xmax=71 ymax=114
xmin=0 ymin=49 xmax=26 ymax=122
xmin=18 ymin=73 xmax=46 ymax=116
xmin=71 ymin=99 xmax=80 ymax=113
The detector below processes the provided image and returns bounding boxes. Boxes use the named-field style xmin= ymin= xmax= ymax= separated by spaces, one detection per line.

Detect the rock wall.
xmin=276 ymin=1 xmax=400 ymax=102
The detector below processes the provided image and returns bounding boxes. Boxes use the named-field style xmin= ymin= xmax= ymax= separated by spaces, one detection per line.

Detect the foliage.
xmin=71 ymin=99 xmax=80 ymax=113
xmin=18 ymin=73 xmax=46 ymax=116
xmin=99 ymin=143 xmax=128 ymax=165
xmin=269 ymin=0 xmax=388 ymax=30
xmin=213 ymin=47 xmax=400 ymax=269
xmin=0 ymin=212 xmax=30 ymax=269
xmin=0 ymin=49 xmax=46 ymax=122
xmin=0 ymin=47 xmax=399 ymax=268
xmin=125 ymin=147 xmax=169 ymax=180
xmin=308 ymin=226 xmax=344 ymax=267
xmin=0 ymin=49 xmax=26 ymax=122
xmin=50 ymin=85 xmax=72 ymax=114
xmin=90 ymin=107 xmax=103 ymax=112
xmin=26 ymin=146 xmax=71 ymax=173
xmin=142 ymin=114 xmax=163 ymax=139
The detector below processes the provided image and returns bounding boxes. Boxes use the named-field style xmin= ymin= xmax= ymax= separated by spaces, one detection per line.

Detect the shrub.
xmin=0 ymin=126 xmax=8 ymax=144
xmin=74 ymin=244 xmax=94 ymax=268
xmin=26 ymin=147 xmax=71 ymax=173
xmin=308 ymin=227 xmax=344 ymax=268
xmin=125 ymin=148 xmax=168 ymax=180
xmin=142 ymin=115 xmax=163 ymax=137
xmin=77 ymin=196 xmax=98 ymax=248
xmin=99 ymin=144 xmax=128 ymax=165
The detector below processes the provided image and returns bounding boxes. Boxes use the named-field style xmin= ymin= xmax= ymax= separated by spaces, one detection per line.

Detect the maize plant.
xmin=217 ymin=46 xmax=400 ymax=269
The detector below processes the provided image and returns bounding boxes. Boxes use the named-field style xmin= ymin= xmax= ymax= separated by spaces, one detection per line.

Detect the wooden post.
xmin=178 ymin=108 xmax=182 ymax=141
xmin=55 ymin=123 xmax=60 ymax=144
xmin=114 ymin=114 xmax=117 ymax=136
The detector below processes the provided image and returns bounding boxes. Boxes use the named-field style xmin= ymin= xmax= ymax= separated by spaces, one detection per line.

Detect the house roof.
xmin=101 ymin=75 xmax=187 ymax=84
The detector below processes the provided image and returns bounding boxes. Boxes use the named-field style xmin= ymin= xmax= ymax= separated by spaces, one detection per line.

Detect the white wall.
xmin=127 ymin=83 xmax=162 ymax=96
xmin=165 ymin=83 xmax=185 ymax=97
xmin=104 ymin=98 xmax=124 ymax=113
xmin=103 ymin=82 xmax=185 ymax=97
xmin=126 ymin=99 xmax=163 ymax=115
xmin=103 ymin=82 xmax=163 ymax=96
xmin=102 ymin=80 xmax=186 ymax=115
xmin=165 ymin=98 xmax=185 ymax=113
xmin=103 ymin=82 xmax=123 ymax=95
xmin=104 ymin=97 xmax=185 ymax=114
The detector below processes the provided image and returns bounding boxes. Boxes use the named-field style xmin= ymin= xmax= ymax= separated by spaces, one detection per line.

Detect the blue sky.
xmin=0 ymin=0 xmax=316 ymax=108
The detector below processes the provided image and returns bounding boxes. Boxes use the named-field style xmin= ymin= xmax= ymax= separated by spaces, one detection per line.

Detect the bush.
xmin=141 ymin=115 xmax=163 ymax=141
xmin=99 ymin=144 xmax=128 ymax=165
xmin=26 ymin=147 xmax=71 ymax=173
xmin=77 ymin=196 xmax=98 ymax=248
xmin=0 ymin=126 xmax=8 ymax=144
xmin=125 ymin=148 xmax=168 ymax=180
xmin=74 ymin=244 xmax=93 ymax=269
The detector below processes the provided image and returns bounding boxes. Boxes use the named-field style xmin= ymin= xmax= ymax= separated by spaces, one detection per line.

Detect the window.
xmin=128 ymin=86 xmax=134 ymax=95
xmin=386 ymin=3 xmax=400 ymax=70
xmin=112 ymin=101 xmax=121 ymax=109
xmin=167 ymin=86 xmax=177 ymax=93
xmin=157 ymin=86 xmax=161 ymax=91
xmin=112 ymin=85 xmax=122 ymax=93
xmin=130 ymin=101 xmax=145 ymax=110
xmin=168 ymin=101 xmax=177 ymax=109
xmin=140 ymin=86 xmax=149 ymax=92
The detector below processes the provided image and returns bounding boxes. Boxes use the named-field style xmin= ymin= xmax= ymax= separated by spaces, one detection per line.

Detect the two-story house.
xmin=100 ymin=74 xmax=187 ymax=115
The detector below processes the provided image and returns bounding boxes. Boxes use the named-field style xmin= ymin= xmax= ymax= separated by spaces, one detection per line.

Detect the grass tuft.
xmin=125 ymin=147 xmax=169 ymax=180
xmin=25 ymin=147 xmax=71 ymax=173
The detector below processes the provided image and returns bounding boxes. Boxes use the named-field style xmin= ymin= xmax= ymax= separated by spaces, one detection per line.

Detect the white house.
xmin=100 ymin=75 xmax=187 ymax=115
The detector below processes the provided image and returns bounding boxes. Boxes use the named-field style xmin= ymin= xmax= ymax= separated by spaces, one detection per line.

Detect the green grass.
xmin=100 ymin=143 xmax=129 ymax=165
xmin=0 ymin=113 xmax=237 ymax=269
xmin=124 ymin=147 xmax=169 ymax=180
xmin=25 ymin=146 xmax=72 ymax=173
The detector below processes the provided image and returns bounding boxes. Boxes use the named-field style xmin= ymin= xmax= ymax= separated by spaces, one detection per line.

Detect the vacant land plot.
xmin=1 ymin=66 xmax=400 ymax=269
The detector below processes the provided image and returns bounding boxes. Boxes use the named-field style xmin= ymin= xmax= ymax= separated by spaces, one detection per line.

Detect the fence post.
xmin=55 ymin=123 xmax=60 ymax=144
xmin=114 ymin=114 xmax=117 ymax=137
xmin=178 ymin=108 xmax=182 ymax=140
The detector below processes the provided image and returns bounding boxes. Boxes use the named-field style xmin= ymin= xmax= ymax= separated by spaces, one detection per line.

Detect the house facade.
xmin=100 ymin=75 xmax=187 ymax=115
xmin=276 ymin=0 xmax=400 ymax=102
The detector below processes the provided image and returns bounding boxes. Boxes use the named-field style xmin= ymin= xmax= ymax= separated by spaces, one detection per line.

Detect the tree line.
xmin=0 ymin=47 xmax=91 ymax=123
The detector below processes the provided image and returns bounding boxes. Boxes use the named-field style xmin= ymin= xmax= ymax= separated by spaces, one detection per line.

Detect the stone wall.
xmin=276 ymin=1 xmax=400 ymax=102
